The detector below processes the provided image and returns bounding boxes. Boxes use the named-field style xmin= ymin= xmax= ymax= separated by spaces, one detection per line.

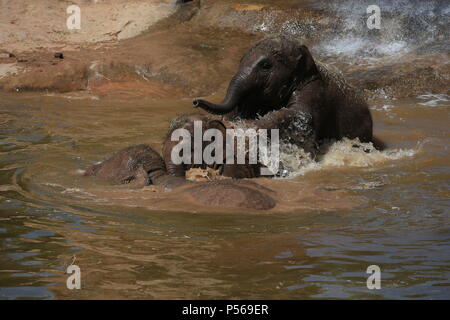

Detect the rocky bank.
xmin=0 ymin=0 xmax=448 ymax=100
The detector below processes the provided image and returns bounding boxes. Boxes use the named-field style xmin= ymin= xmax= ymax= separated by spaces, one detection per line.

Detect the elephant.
xmin=162 ymin=112 xmax=319 ymax=178
xmin=84 ymin=115 xmax=278 ymax=210
xmin=163 ymin=113 xmax=263 ymax=179
xmin=84 ymin=144 xmax=276 ymax=210
xmin=193 ymin=36 xmax=381 ymax=150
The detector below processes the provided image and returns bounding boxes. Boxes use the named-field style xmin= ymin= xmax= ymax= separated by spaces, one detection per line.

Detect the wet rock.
xmin=349 ymin=57 xmax=450 ymax=99
xmin=0 ymin=0 xmax=447 ymax=100
xmin=0 ymin=52 xmax=15 ymax=59
xmin=0 ymin=63 xmax=20 ymax=81
xmin=2 ymin=60 xmax=88 ymax=93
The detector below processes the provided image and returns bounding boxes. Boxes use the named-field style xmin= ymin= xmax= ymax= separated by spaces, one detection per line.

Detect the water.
xmin=0 ymin=91 xmax=448 ymax=299
xmin=1 ymin=0 xmax=449 ymax=300
xmin=316 ymin=0 xmax=449 ymax=58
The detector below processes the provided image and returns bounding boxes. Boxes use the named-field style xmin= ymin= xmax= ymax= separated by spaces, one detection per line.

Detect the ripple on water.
xmin=0 ymin=63 xmax=449 ymax=299
xmin=417 ymin=93 xmax=450 ymax=107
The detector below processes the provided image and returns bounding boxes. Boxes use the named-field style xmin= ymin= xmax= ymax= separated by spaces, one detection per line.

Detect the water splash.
xmin=279 ymin=142 xmax=319 ymax=177
xmin=319 ymin=138 xmax=417 ymax=167
xmin=316 ymin=0 xmax=450 ymax=60
xmin=280 ymin=138 xmax=418 ymax=178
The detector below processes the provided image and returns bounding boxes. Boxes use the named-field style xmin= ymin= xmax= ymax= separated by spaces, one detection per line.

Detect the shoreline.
xmin=0 ymin=0 xmax=448 ymax=100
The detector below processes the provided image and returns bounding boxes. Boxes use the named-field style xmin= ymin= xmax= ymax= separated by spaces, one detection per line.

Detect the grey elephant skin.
xmin=194 ymin=36 xmax=381 ymax=150
xmin=84 ymin=117 xmax=276 ymax=211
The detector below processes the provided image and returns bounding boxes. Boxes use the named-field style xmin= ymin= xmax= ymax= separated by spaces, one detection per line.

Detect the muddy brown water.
xmin=0 ymin=0 xmax=449 ymax=300
xmin=0 ymin=88 xmax=448 ymax=299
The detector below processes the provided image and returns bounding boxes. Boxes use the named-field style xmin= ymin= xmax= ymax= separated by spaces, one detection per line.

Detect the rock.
xmin=0 ymin=53 xmax=15 ymax=59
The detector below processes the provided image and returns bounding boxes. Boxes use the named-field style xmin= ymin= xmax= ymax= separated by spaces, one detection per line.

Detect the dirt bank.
xmin=0 ymin=0 xmax=448 ymax=100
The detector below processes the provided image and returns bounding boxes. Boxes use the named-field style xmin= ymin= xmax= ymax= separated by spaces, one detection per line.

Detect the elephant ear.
xmin=295 ymin=45 xmax=318 ymax=78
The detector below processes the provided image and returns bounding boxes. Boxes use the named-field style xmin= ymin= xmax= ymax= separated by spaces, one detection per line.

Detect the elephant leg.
xmin=254 ymin=108 xmax=319 ymax=157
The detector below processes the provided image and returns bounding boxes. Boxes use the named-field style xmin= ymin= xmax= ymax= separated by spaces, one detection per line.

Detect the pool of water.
xmin=0 ymin=90 xmax=448 ymax=299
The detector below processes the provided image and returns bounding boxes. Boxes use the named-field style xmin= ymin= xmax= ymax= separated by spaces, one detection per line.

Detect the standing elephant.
xmin=193 ymin=36 xmax=378 ymax=149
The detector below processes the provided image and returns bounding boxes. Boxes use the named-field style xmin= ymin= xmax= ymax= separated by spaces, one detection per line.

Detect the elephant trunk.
xmin=193 ymin=71 xmax=251 ymax=115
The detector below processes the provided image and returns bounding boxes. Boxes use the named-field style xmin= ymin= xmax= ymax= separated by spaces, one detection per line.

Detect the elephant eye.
xmin=260 ymin=61 xmax=272 ymax=70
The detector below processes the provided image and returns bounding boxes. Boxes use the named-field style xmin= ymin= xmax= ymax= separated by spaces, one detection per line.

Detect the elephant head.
xmin=193 ymin=36 xmax=319 ymax=119
xmin=84 ymin=144 xmax=166 ymax=187
xmin=163 ymin=114 xmax=228 ymax=176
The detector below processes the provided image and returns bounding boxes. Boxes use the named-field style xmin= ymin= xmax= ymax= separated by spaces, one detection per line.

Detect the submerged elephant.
xmin=163 ymin=114 xmax=264 ymax=179
xmin=84 ymin=116 xmax=277 ymax=210
xmin=194 ymin=36 xmax=379 ymax=149
xmin=84 ymin=144 xmax=275 ymax=210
